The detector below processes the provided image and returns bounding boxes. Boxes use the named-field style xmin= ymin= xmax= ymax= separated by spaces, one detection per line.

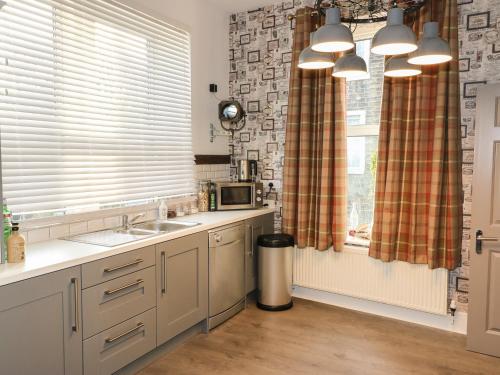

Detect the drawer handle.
xmin=104 ymin=279 xmax=144 ymax=295
xmin=105 ymin=322 xmax=145 ymax=344
xmin=103 ymin=258 xmax=143 ymax=273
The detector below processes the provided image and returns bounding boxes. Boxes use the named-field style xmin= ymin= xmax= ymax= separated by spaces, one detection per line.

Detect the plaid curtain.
xmin=282 ymin=8 xmax=347 ymax=252
xmin=369 ymin=0 xmax=462 ymax=270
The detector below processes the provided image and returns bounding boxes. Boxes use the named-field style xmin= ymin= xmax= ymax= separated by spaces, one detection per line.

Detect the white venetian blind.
xmin=0 ymin=0 xmax=193 ymax=216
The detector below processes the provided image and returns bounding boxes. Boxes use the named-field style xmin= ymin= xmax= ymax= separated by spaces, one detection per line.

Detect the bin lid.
xmin=257 ymin=233 xmax=294 ymax=248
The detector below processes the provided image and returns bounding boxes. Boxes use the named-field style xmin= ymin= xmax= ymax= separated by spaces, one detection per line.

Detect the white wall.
xmin=118 ymin=0 xmax=230 ymax=155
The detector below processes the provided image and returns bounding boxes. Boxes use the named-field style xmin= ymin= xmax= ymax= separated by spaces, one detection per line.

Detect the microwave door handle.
xmin=251 ymin=184 xmax=256 ymax=207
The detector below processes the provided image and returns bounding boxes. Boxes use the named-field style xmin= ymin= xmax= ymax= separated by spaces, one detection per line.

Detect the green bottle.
xmin=3 ymin=199 xmax=12 ymax=262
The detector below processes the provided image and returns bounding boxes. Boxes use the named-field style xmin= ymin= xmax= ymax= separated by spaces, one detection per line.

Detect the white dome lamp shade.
xmin=311 ymin=7 xmax=354 ymax=53
xmin=298 ymin=32 xmax=335 ymax=69
xmin=408 ymin=22 xmax=452 ymax=65
xmin=371 ymin=7 xmax=418 ymax=56
xmin=332 ymin=51 xmax=368 ymax=79
xmin=384 ymin=56 xmax=422 ymax=77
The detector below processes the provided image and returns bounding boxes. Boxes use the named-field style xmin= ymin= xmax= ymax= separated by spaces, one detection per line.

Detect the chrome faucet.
xmin=122 ymin=213 xmax=145 ymax=230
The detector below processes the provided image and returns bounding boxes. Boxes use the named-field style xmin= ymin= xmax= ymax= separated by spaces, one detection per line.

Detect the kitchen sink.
xmin=132 ymin=220 xmax=201 ymax=233
xmin=64 ymin=220 xmax=201 ymax=247
xmin=114 ymin=228 xmax=157 ymax=236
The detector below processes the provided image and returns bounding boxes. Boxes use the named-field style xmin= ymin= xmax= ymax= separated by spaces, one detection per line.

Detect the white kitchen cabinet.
xmin=0 ymin=266 xmax=83 ymax=375
xmin=156 ymin=231 xmax=209 ymax=345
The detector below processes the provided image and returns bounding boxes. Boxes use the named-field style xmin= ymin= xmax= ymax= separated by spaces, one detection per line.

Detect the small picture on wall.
xmin=247 ymin=150 xmax=260 ymax=161
xmin=267 ymin=91 xmax=279 ymax=102
xmin=283 ymin=1 xmax=294 ymax=10
xmin=493 ymin=43 xmax=500 ymax=54
xmin=240 ymin=132 xmax=251 ymax=142
xmin=496 ymin=97 xmax=500 ymax=127
xmin=466 ymin=12 xmax=490 ymax=30
xmin=282 ymin=52 xmax=293 ymax=64
xmin=262 ymin=68 xmax=275 ymax=80
xmin=463 ymin=81 xmax=487 ymax=98
xmin=247 ymin=100 xmax=260 ymax=113
xmin=240 ymin=83 xmax=251 ymax=94
xmin=262 ymin=118 xmax=275 ymax=131
xmin=267 ymin=143 xmax=278 ymax=153
xmin=456 ymin=277 xmax=469 ymax=293
xmin=248 ymin=50 xmax=260 ymax=63
xmin=268 ymin=39 xmax=279 ymax=51
xmin=281 ymin=105 xmax=288 ymax=116
xmin=262 ymin=15 xmax=275 ymax=29
xmin=459 ymin=58 xmax=470 ymax=72
xmin=229 ymin=49 xmax=234 ymax=61
xmin=240 ymin=34 xmax=250 ymax=45
xmin=261 ymin=169 xmax=274 ymax=180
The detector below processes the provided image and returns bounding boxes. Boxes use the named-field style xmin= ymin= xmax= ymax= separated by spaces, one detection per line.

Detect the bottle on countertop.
xmin=3 ymin=198 xmax=12 ymax=262
xmin=158 ymin=199 xmax=168 ymax=220
xmin=209 ymin=182 xmax=217 ymax=212
xmin=7 ymin=223 xmax=25 ymax=263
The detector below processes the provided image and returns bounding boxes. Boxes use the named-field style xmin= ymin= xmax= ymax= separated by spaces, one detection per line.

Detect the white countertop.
xmin=0 ymin=208 xmax=275 ymax=287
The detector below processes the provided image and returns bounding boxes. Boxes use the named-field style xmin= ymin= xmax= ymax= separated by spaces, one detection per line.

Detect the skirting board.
xmin=293 ymin=286 xmax=468 ymax=335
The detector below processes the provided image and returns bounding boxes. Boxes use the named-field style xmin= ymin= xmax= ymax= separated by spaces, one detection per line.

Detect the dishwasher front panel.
xmin=209 ymin=224 xmax=246 ymax=319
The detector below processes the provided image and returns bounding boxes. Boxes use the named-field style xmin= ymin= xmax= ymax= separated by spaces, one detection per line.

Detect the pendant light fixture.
xmin=311 ymin=7 xmax=354 ymax=53
xmin=332 ymin=49 xmax=368 ymax=79
xmin=407 ymin=22 xmax=452 ymax=65
xmin=298 ymin=32 xmax=335 ymax=69
xmin=384 ymin=56 xmax=422 ymax=77
xmin=371 ymin=7 xmax=417 ymax=56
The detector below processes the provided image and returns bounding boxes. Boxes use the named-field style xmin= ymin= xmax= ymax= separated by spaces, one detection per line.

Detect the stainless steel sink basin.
xmin=64 ymin=220 xmax=201 ymax=247
xmin=114 ymin=228 xmax=157 ymax=236
xmin=133 ymin=220 xmax=201 ymax=233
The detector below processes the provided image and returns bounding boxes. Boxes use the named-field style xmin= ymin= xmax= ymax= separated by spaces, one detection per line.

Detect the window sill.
xmin=344 ymin=243 xmax=369 ymax=255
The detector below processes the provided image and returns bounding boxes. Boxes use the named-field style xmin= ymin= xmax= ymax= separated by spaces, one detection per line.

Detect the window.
xmin=346 ymin=38 xmax=384 ymax=247
xmin=0 ymin=0 xmax=193 ymax=218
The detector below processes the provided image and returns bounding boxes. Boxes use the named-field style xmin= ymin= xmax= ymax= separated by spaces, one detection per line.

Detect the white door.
xmin=467 ymin=83 xmax=500 ymax=357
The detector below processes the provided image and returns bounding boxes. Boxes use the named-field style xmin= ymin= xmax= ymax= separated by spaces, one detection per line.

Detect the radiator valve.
xmin=450 ymin=300 xmax=457 ymax=325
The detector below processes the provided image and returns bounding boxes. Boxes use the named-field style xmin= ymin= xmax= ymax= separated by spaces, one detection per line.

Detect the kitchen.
xmin=1 ymin=0 xmax=500 ymax=374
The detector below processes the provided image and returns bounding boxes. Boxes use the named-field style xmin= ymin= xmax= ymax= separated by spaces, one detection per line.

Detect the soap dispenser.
xmin=159 ymin=200 xmax=168 ymax=220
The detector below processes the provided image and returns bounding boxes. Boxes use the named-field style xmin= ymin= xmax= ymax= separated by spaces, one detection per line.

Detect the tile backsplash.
xmin=194 ymin=164 xmax=231 ymax=183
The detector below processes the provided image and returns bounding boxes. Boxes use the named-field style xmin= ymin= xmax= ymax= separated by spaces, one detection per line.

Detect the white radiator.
xmin=293 ymin=247 xmax=449 ymax=315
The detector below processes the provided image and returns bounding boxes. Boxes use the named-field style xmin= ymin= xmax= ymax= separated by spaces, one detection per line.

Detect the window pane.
xmin=347 ymin=136 xmax=378 ymax=245
xmin=345 ymin=37 xmax=384 ymax=246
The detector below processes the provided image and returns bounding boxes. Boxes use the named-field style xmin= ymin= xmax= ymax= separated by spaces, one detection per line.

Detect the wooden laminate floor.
xmin=138 ymin=298 xmax=500 ymax=375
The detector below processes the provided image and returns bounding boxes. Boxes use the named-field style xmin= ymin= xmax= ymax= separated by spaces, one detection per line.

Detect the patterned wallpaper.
xmin=228 ymin=0 xmax=313 ymax=231
xmin=228 ymin=0 xmax=500 ymax=313
xmin=450 ymin=0 xmax=500 ymax=312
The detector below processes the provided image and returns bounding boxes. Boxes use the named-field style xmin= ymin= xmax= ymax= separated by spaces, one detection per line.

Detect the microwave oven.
xmin=216 ymin=182 xmax=264 ymax=210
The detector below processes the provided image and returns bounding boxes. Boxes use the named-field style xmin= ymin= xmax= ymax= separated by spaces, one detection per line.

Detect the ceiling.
xmin=208 ymin=0 xmax=281 ymax=13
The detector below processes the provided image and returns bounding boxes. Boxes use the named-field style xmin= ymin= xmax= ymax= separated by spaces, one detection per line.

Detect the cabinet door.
xmin=0 ymin=267 xmax=83 ymax=375
xmin=156 ymin=231 xmax=208 ymax=345
xmin=245 ymin=213 xmax=274 ymax=293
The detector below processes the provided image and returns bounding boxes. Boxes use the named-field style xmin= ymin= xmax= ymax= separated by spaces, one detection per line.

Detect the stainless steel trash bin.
xmin=257 ymin=234 xmax=294 ymax=311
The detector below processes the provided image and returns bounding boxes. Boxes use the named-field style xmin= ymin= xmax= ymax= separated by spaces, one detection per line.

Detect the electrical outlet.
xmin=209 ymin=83 xmax=218 ymax=93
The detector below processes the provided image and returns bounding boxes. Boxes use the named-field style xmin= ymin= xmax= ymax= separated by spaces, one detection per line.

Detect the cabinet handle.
xmin=104 ymin=279 xmax=144 ymax=295
xmin=161 ymin=251 xmax=167 ymax=295
xmin=104 ymin=258 xmax=143 ymax=273
xmin=105 ymin=322 xmax=145 ymax=344
xmin=250 ymin=226 xmax=255 ymax=257
xmin=71 ymin=277 xmax=80 ymax=333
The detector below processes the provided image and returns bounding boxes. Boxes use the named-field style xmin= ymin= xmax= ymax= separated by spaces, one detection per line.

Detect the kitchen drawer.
xmin=83 ymin=308 xmax=156 ymax=375
xmin=82 ymin=245 xmax=155 ymax=288
xmin=82 ymin=266 xmax=156 ymax=339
